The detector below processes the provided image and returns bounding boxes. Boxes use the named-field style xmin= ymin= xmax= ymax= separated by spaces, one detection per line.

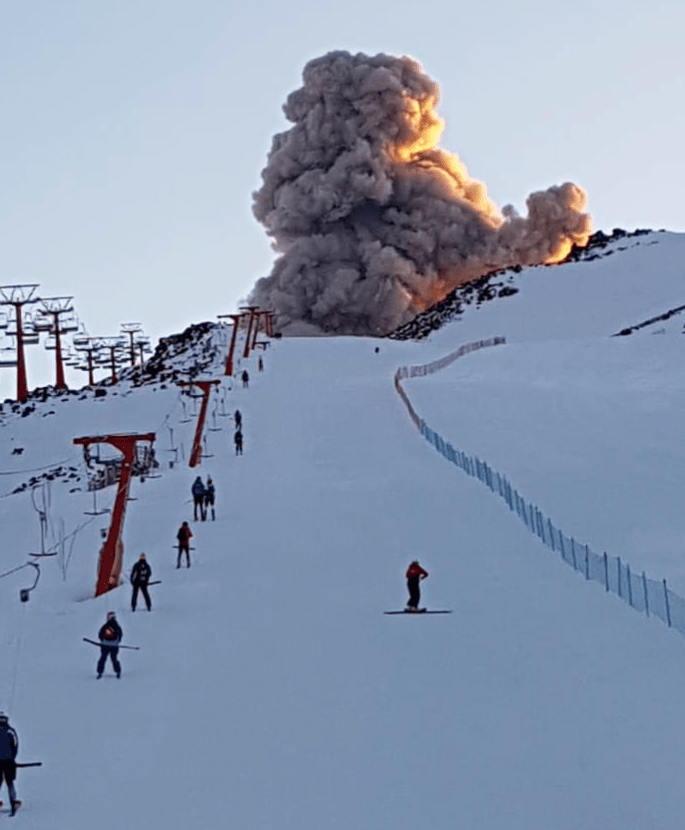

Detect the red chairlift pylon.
xmin=0 ymin=284 xmax=40 ymax=403
xmin=73 ymin=432 xmax=156 ymax=597
xmin=99 ymin=337 xmax=127 ymax=384
xmin=239 ymin=306 xmax=259 ymax=360
xmin=177 ymin=380 xmax=220 ymax=467
xmin=73 ymin=337 xmax=102 ymax=387
xmin=120 ymin=322 xmax=144 ymax=367
xmin=217 ymin=313 xmax=243 ymax=377
xmin=37 ymin=297 xmax=78 ymax=391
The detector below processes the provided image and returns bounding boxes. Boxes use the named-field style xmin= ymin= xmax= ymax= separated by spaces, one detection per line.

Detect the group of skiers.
xmin=191 ymin=475 xmax=215 ymax=522
xmin=0 ymin=556 xmax=434 ymax=814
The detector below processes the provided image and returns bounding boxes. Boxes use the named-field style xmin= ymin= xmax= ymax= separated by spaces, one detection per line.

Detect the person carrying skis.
xmin=204 ymin=476 xmax=216 ymax=521
xmin=130 ymin=553 xmax=152 ymax=612
xmin=0 ymin=712 xmax=19 ymax=814
xmin=96 ymin=611 xmax=123 ymax=679
xmin=191 ymin=476 xmax=206 ymax=521
xmin=177 ymin=521 xmax=193 ymax=568
xmin=234 ymin=429 xmax=243 ymax=456
xmin=406 ymin=561 xmax=429 ymax=611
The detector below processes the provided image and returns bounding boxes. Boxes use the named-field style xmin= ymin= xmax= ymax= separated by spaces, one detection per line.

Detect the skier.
xmin=241 ymin=369 xmax=249 ymax=388
xmin=177 ymin=521 xmax=193 ymax=568
xmin=130 ymin=553 xmax=152 ymax=612
xmin=234 ymin=429 xmax=243 ymax=456
xmin=191 ymin=476 xmax=206 ymax=521
xmin=406 ymin=561 xmax=429 ymax=612
xmin=0 ymin=712 xmax=19 ymax=814
xmin=204 ymin=476 xmax=216 ymax=521
xmin=258 ymin=356 xmax=264 ymax=372
xmin=96 ymin=611 xmax=123 ymax=679
xmin=234 ymin=409 xmax=242 ymax=429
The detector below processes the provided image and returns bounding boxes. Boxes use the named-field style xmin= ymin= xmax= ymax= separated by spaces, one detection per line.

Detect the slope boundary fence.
xmin=394 ymin=336 xmax=685 ymax=637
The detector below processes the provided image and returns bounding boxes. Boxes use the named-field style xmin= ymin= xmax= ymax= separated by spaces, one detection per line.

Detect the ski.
xmin=384 ymin=610 xmax=452 ymax=615
xmin=82 ymin=637 xmax=140 ymax=650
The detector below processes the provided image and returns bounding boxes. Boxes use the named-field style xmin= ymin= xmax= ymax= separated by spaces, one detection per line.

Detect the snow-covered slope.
xmin=2 ymin=231 xmax=685 ymax=829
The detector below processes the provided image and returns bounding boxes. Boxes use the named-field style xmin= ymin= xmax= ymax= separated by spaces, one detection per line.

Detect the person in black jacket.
xmin=191 ymin=476 xmax=206 ymax=521
xmin=96 ymin=611 xmax=123 ymax=679
xmin=204 ymin=477 xmax=215 ymax=521
xmin=0 ymin=712 xmax=19 ymax=813
xmin=130 ymin=553 xmax=152 ymax=612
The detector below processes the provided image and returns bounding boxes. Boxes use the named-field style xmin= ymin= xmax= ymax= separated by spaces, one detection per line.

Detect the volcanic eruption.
xmin=250 ymin=50 xmax=592 ymax=336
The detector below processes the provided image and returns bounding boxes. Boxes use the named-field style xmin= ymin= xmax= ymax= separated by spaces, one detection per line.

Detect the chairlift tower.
xmin=178 ymin=380 xmax=220 ymax=467
xmin=217 ymin=313 xmax=243 ymax=376
xmin=120 ymin=322 xmax=143 ymax=367
xmin=73 ymin=432 xmax=156 ymax=597
xmin=0 ymin=284 xmax=40 ymax=402
xmin=250 ymin=310 xmax=265 ymax=351
xmin=100 ymin=337 xmax=126 ymax=384
xmin=37 ymin=296 xmax=78 ymax=390
xmin=73 ymin=337 xmax=103 ymax=387
xmin=134 ymin=335 xmax=152 ymax=364
xmin=239 ymin=306 xmax=259 ymax=360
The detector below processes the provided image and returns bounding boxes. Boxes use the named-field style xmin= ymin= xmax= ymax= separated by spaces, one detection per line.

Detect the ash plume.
xmin=250 ymin=50 xmax=592 ymax=336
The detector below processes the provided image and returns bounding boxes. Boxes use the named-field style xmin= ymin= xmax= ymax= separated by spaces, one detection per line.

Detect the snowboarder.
xmin=204 ymin=476 xmax=215 ymax=521
xmin=191 ymin=476 xmax=206 ymax=521
xmin=0 ymin=712 xmax=19 ymax=814
xmin=177 ymin=521 xmax=193 ymax=568
xmin=130 ymin=553 xmax=152 ymax=612
xmin=234 ymin=409 xmax=242 ymax=429
xmin=234 ymin=429 xmax=243 ymax=456
xmin=406 ymin=561 xmax=429 ymax=611
xmin=241 ymin=369 xmax=249 ymax=388
xmin=96 ymin=611 xmax=123 ymax=678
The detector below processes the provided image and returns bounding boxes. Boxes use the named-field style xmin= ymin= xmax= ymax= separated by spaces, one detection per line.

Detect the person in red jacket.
xmin=406 ymin=560 xmax=429 ymax=611
xmin=177 ymin=521 xmax=193 ymax=568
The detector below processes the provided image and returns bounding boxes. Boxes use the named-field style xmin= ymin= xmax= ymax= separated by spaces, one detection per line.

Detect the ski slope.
xmin=2 ymin=230 xmax=685 ymax=829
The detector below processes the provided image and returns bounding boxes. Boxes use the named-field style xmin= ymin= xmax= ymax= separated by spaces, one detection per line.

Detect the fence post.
xmin=547 ymin=519 xmax=555 ymax=552
xmin=643 ymin=572 xmax=649 ymax=617
xmin=626 ymin=564 xmax=633 ymax=607
xmin=604 ymin=552 xmax=609 ymax=591
xmin=585 ymin=544 xmax=590 ymax=580
xmin=617 ymin=556 xmax=622 ymax=599
xmin=664 ymin=579 xmax=672 ymax=627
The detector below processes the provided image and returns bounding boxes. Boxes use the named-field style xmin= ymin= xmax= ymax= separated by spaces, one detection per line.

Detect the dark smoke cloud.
xmin=251 ymin=50 xmax=591 ymax=336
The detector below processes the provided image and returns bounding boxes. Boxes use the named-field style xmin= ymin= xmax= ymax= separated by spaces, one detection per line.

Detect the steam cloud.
xmin=250 ymin=50 xmax=592 ymax=336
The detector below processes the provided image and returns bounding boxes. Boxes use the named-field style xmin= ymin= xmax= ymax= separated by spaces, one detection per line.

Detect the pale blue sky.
xmin=1 ymin=0 xmax=683 ymax=349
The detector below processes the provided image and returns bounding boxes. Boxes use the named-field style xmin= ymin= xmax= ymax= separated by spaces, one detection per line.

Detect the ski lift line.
xmin=0 ymin=457 xmax=72 ymax=475
xmin=0 ymin=562 xmax=37 ymax=581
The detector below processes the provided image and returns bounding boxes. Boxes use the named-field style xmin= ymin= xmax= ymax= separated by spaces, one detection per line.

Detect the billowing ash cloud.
xmin=250 ymin=50 xmax=592 ymax=336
